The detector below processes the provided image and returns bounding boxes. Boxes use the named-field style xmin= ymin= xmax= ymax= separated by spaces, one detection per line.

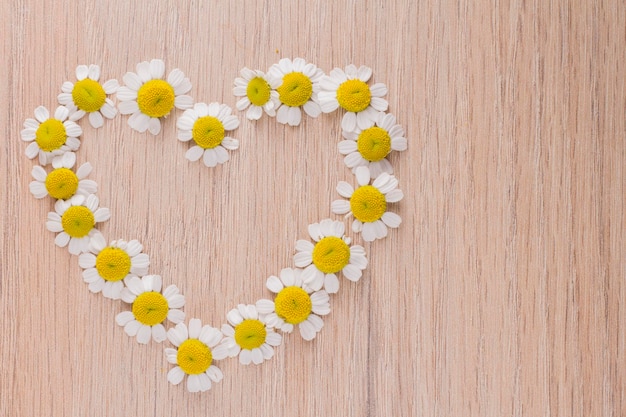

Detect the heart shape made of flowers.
xmin=20 ymin=58 xmax=407 ymax=393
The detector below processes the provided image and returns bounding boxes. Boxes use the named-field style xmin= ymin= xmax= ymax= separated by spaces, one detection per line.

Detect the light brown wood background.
xmin=1 ymin=0 xmax=625 ymax=416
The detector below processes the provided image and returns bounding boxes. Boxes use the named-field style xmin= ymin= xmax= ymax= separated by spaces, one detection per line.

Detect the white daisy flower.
xmin=176 ymin=102 xmax=240 ymax=167
xmin=233 ymin=68 xmax=281 ymax=120
xmin=268 ymin=58 xmax=324 ymax=126
xmin=294 ymin=219 xmax=368 ymax=293
xmin=116 ymin=275 xmax=185 ymax=344
xmin=318 ymin=64 xmax=388 ymax=132
xmin=20 ymin=105 xmax=82 ymax=165
xmin=29 ymin=152 xmax=97 ymax=200
xmin=45 ymin=194 xmax=110 ymax=255
xmin=165 ymin=318 xmax=230 ymax=393
xmin=219 ymin=304 xmax=282 ymax=365
xmin=117 ymin=59 xmax=193 ymax=135
xmin=338 ymin=111 xmax=408 ymax=179
xmin=57 ymin=64 xmax=119 ymax=128
xmin=256 ymin=268 xmax=330 ymax=341
xmin=331 ymin=166 xmax=403 ymax=242
xmin=78 ymin=234 xmax=150 ymax=300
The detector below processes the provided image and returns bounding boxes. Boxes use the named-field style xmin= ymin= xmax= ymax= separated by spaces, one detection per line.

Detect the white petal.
xmin=29 ymin=181 xmax=48 ymax=199
xmin=324 ymin=274 xmax=340 ymax=294
xmin=341 ymin=111 xmax=357 ymax=132
xmin=203 ymin=149 xmax=218 ymax=167
xmin=122 ymin=72 xmax=143 ymax=91
xmin=188 ymin=318 xmax=202 ymax=339
xmin=102 ymin=79 xmax=119 ymax=94
xmin=287 ymin=106 xmax=302 ymax=126
xmin=34 ymin=106 xmax=49 ymax=123
xmin=128 ymin=112 xmax=150 ymax=133
xmin=361 ymin=222 xmax=376 ymax=242
xmin=246 ymin=105 xmax=262 ymax=120
xmin=266 ymin=275 xmax=284 ymax=293
xmin=88 ymin=64 xmax=100 ymax=81
xmin=355 ymin=166 xmax=371 ymax=186
xmin=256 ymin=298 xmax=275 ymax=314
xmin=303 ymin=101 xmax=321 ymax=118
xmin=116 ymin=311 xmax=135 ymax=326
xmin=356 ymin=65 xmax=373 ymax=82
xmin=148 ymin=117 xmax=161 ymax=135
xmin=382 ymin=211 xmax=402 ymax=228
xmin=117 ymin=100 xmax=139 ymax=114
xmin=167 ymin=367 xmax=185 ymax=385
xmin=207 ymin=365 xmax=223 ymax=383
xmin=185 ymin=146 xmax=204 ymax=162
xmin=342 ymin=264 xmax=363 ymax=282
xmin=293 ymin=251 xmax=312 ymax=267
xmin=385 ymin=189 xmax=404 ymax=203
xmin=24 ymin=142 xmax=39 ymax=159
xmin=299 ymin=319 xmax=317 ymax=341
xmin=370 ymin=83 xmax=388 ymax=97
xmin=174 ymin=95 xmax=194 ymax=110
xmin=149 ymin=59 xmax=165 ymax=79
xmin=373 ymin=220 xmax=388 ymax=239
xmin=54 ymin=106 xmax=69 ymax=121
xmin=221 ymin=137 xmax=239 ymax=150
xmin=295 ymin=239 xmax=314 ymax=252
xmin=370 ymin=96 xmax=388 ymax=112
xmin=75 ymin=65 xmax=89 ymax=80
xmin=135 ymin=62 xmax=150 ymax=82
xmin=88 ymin=111 xmax=104 ymax=128
xmin=54 ymin=232 xmax=70 ymax=247
xmin=331 ymin=200 xmax=351 ymax=215
xmin=152 ymin=324 xmax=167 ymax=342
xmin=186 ymin=374 xmax=201 ymax=392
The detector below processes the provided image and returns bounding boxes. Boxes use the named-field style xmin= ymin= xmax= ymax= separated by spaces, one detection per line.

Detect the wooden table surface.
xmin=2 ymin=0 xmax=624 ymax=416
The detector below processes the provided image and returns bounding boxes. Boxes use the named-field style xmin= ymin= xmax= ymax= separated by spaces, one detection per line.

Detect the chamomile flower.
xmin=331 ymin=166 xmax=403 ymax=242
xmin=29 ymin=152 xmax=97 ymax=200
xmin=219 ymin=304 xmax=282 ymax=365
xmin=116 ymin=275 xmax=185 ymax=344
xmin=57 ymin=64 xmax=119 ymax=128
xmin=176 ymin=102 xmax=240 ymax=167
xmin=268 ymin=58 xmax=324 ymax=126
xmin=318 ymin=64 xmax=388 ymax=132
xmin=233 ymin=68 xmax=281 ymax=120
xmin=294 ymin=219 xmax=368 ymax=293
xmin=78 ymin=234 xmax=150 ymax=300
xmin=20 ymin=105 xmax=82 ymax=165
xmin=117 ymin=59 xmax=193 ymax=135
xmin=165 ymin=319 xmax=230 ymax=393
xmin=339 ymin=111 xmax=408 ymax=179
xmin=256 ymin=268 xmax=330 ymax=341
xmin=45 ymin=194 xmax=110 ymax=255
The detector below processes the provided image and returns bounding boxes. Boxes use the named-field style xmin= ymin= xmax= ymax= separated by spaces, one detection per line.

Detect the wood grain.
xmin=1 ymin=0 xmax=624 ymax=416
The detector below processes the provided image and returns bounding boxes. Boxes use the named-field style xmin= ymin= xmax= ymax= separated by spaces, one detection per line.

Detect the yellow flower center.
xmin=177 ymin=339 xmax=212 ymax=375
xmin=136 ymin=79 xmax=175 ymax=118
xmin=35 ymin=119 xmax=67 ymax=152
xmin=357 ymin=126 xmax=391 ymax=162
xmin=336 ymin=79 xmax=371 ymax=113
xmin=246 ymin=76 xmax=272 ymax=106
xmin=45 ymin=168 xmax=79 ymax=200
xmin=234 ymin=319 xmax=267 ymax=350
xmin=61 ymin=206 xmax=95 ymax=238
xmin=277 ymin=72 xmax=313 ymax=107
xmin=274 ymin=287 xmax=312 ymax=324
xmin=72 ymin=79 xmax=106 ymax=112
xmin=312 ymin=236 xmax=351 ymax=274
xmin=192 ymin=116 xmax=224 ymax=149
xmin=95 ymin=247 xmax=132 ymax=282
xmin=350 ymin=185 xmax=387 ymax=223
xmin=132 ymin=292 xmax=169 ymax=326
